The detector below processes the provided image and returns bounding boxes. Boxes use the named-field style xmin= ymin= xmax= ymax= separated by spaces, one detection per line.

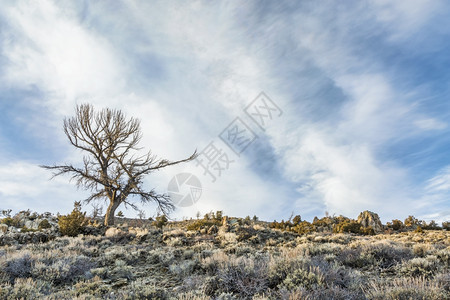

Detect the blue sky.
xmin=0 ymin=0 xmax=449 ymax=223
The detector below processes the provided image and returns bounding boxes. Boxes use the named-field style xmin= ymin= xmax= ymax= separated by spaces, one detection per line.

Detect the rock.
xmin=0 ymin=224 xmax=8 ymax=234
xmin=30 ymin=232 xmax=49 ymax=243
xmin=222 ymin=216 xmax=229 ymax=227
xmin=357 ymin=210 xmax=383 ymax=233
xmin=111 ymin=278 xmax=128 ymax=288
xmin=0 ymin=234 xmax=18 ymax=246
xmin=24 ymin=220 xmax=39 ymax=230
xmin=105 ymin=227 xmax=125 ymax=237
xmin=9 ymin=227 xmax=20 ymax=233
xmin=207 ymin=225 xmax=218 ymax=235
xmin=82 ymin=225 xmax=105 ymax=236
xmin=129 ymin=227 xmax=148 ymax=237
xmin=14 ymin=212 xmax=28 ymax=227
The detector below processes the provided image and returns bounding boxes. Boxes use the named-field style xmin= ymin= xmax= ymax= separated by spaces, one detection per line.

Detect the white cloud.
xmin=0 ymin=1 xmax=448 ymax=223
xmin=426 ymin=166 xmax=450 ymax=192
xmin=414 ymin=118 xmax=447 ymax=131
xmin=0 ymin=1 xmax=287 ymax=220
xmin=0 ymin=161 xmax=85 ymax=214
xmin=370 ymin=0 xmax=445 ymax=41
xmin=1 ymin=0 xmax=125 ymax=113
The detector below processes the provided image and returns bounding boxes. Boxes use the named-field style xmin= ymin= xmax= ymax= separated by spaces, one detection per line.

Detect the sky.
xmin=0 ymin=0 xmax=449 ymax=223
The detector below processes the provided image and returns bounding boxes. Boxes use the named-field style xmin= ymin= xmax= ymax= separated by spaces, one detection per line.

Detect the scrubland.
xmin=0 ymin=211 xmax=449 ymax=299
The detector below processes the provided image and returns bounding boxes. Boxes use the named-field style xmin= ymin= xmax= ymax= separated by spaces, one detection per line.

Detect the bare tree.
xmin=41 ymin=104 xmax=196 ymax=226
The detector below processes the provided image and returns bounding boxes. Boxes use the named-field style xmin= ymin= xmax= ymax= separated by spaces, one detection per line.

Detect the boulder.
xmin=357 ymin=210 xmax=383 ymax=233
xmin=105 ymin=227 xmax=125 ymax=237
xmin=221 ymin=216 xmax=228 ymax=227
xmin=129 ymin=227 xmax=148 ymax=237
xmin=0 ymin=224 xmax=8 ymax=234
xmin=207 ymin=225 xmax=218 ymax=235
xmin=24 ymin=220 xmax=39 ymax=230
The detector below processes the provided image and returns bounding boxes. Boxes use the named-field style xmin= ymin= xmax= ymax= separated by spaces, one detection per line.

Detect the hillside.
xmin=0 ymin=210 xmax=449 ymax=299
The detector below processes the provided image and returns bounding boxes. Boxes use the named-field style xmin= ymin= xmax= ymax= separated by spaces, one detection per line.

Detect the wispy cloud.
xmin=0 ymin=0 xmax=449 ymax=222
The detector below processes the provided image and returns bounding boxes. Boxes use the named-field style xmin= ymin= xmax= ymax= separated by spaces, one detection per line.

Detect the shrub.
xmin=365 ymin=276 xmax=448 ymax=300
xmin=20 ymin=226 xmax=37 ymax=233
xmin=423 ymin=220 xmax=440 ymax=230
xmin=334 ymin=220 xmax=362 ymax=234
xmin=58 ymin=202 xmax=86 ymax=237
xmin=292 ymin=215 xmax=302 ymax=225
xmin=3 ymin=253 xmax=35 ymax=282
xmin=216 ymin=257 xmax=268 ymax=297
xmin=281 ymin=266 xmax=325 ymax=290
xmin=362 ymin=243 xmax=412 ymax=269
xmin=36 ymin=255 xmax=96 ymax=285
xmin=415 ymin=226 xmax=424 ymax=233
xmin=4 ymin=278 xmax=48 ymax=299
xmin=186 ymin=219 xmax=219 ymax=231
xmin=152 ymin=215 xmax=168 ymax=229
xmin=399 ymin=256 xmax=438 ymax=278
xmin=442 ymin=221 xmax=450 ymax=231
xmin=338 ymin=248 xmax=368 ymax=268
xmin=405 ymin=215 xmax=419 ymax=228
xmin=38 ymin=219 xmax=51 ymax=230
xmin=0 ymin=217 xmax=14 ymax=226
xmin=390 ymin=219 xmax=404 ymax=231
xmin=294 ymin=221 xmax=315 ymax=235
xmin=362 ymin=226 xmax=375 ymax=235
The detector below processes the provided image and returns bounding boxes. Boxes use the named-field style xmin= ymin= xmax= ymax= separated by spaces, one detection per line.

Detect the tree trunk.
xmin=105 ymin=201 xmax=120 ymax=226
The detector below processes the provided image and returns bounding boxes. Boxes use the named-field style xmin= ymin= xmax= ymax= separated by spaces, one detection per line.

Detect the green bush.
xmin=58 ymin=202 xmax=86 ymax=237
xmin=422 ymin=220 xmax=440 ymax=230
xmin=0 ymin=217 xmax=14 ymax=226
xmin=362 ymin=226 xmax=375 ymax=235
xmin=186 ymin=219 xmax=219 ymax=231
xmin=334 ymin=220 xmax=362 ymax=234
xmin=38 ymin=219 xmax=51 ymax=230
xmin=405 ymin=215 xmax=419 ymax=228
xmin=215 ymin=211 xmax=223 ymax=221
xmin=442 ymin=222 xmax=450 ymax=231
xmin=292 ymin=215 xmax=302 ymax=225
xmin=152 ymin=215 xmax=168 ymax=229
xmin=390 ymin=219 xmax=404 ymax=231
xmin=20 ymin=226 xmax=37 ymax=233
xmin=293 ymin=221 xmax=315 ymax=235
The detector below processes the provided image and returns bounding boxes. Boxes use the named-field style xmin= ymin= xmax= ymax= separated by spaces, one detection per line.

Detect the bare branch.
xmin=41 ymin=103 xmax=196 ymax=225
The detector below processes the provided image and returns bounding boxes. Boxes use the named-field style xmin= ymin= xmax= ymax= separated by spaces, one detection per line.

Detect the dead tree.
xmin=41 ymin=104 xmax=196 ymax=226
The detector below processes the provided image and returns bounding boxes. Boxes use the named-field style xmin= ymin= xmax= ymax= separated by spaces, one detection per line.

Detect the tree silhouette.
xmin=42 ymin=104 xmax=196 ymax=225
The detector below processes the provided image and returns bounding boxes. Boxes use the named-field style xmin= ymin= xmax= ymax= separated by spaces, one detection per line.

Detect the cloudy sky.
xmin=1 ymin=0 xmax=449 ymax=223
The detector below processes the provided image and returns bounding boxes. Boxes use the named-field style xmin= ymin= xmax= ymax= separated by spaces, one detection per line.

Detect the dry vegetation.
xmin=0 ymin=209 xmax=449 ymax=299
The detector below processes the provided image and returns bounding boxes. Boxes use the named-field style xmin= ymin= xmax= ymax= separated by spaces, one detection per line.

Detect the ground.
xmin=0 ymin=217 xmax=449 ymax=299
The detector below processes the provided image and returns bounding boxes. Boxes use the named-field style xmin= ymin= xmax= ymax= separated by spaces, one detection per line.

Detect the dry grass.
xmin=0 ymin=217 xmax=449 ymax=299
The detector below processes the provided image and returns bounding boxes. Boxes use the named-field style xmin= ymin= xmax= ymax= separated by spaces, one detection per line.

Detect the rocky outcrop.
xmin=357 ymin=210 xmax=383 ymax=233
xmin=0 ymin=224 xmax=8 ymax=234
xmin=207 ymin=225 xmax=218 ymax=235
xmin=0 ymin=232 xmax=55 ymax=246
xmin=221 ymin=216 xmax=229 ymax=227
